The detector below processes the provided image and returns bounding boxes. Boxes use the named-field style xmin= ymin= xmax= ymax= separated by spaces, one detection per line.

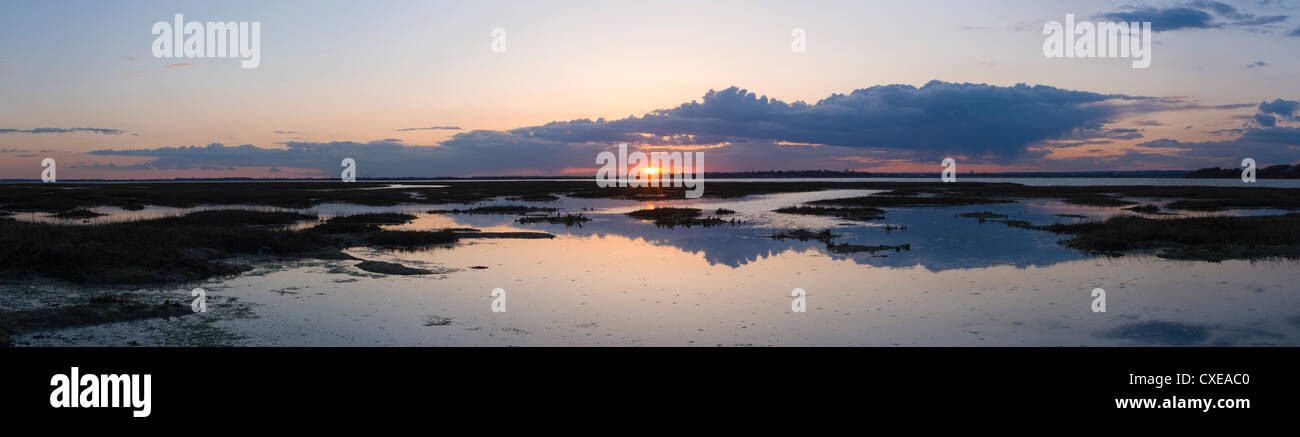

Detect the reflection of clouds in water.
xmin=11 ymin=185 xmax=1300 ymax=346
xmin=36 ymin=187 xmax=1291 ymax=272
xmin=480 ymin=196 xmax=1094 ymax=271
xmin=17 ymin=221 xmax=1299 ymax=346
xmin=1100 ymin=321 xmax=1211 ymax=346
xmin=1099 ymin=320 xmax=1286 ymax=346
xmin=456 ymin=192 xmax=1300 ymax=271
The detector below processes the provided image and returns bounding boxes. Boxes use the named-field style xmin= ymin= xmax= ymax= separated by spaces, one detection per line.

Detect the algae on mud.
xmin=0 ymin=294 xmax=192 ymax=345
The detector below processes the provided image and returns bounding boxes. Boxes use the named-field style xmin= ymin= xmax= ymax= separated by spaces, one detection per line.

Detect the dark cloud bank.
xmin=83 ymin=81 xmax=1299 ymax=177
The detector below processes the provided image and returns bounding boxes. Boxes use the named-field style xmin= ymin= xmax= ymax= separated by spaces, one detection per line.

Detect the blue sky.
xmin=1 ymin=0 xmax=1298 ymax=178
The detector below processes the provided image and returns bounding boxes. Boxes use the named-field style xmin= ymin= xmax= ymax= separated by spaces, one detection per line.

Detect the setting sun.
xmin=645 ymin=167 xmax=659 ymax=175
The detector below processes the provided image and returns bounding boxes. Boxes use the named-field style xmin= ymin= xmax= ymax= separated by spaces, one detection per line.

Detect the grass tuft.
xmin=366 ymin=230 xmax=459 ymax=247
xmin=626 ymin=207 xmax=736 ymax=228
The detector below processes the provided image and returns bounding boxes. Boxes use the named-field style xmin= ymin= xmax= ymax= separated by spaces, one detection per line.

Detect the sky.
xmin=1 ymin=0 xmax=1299 ymax=179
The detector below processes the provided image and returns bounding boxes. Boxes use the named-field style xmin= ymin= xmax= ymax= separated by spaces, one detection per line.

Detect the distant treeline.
xmin=6 ymin=166 xmax=1300 ymax=182
xmin=1186 ymin=163 xmax=1300 ymax=179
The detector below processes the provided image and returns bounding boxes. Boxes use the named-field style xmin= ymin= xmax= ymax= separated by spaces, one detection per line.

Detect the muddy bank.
xmin=354 ymin=261 xmax=434 ymax=275
xmin=0 ymin=294 xmax=192 ymax=345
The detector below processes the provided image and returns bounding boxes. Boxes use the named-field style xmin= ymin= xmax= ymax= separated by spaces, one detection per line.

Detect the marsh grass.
xmin=956 ymin=211 xmax=1008 ymax=223
xmin=504 ymin=194 xmax=560 ymax=202
xmin=809 ymin=195 xmax=1012 ymax=207
xmin=1063 ymin=196 xmax=1137 ymax=207
xmin=774 ymin=206 xmax=886 ymax=221
xmin=825 ymin=242 xmax=911 ymax=254
xmin=992 ymin=219 xmax=1037 ymax=229
xmin=767 ymin=228 xmax=910 ymax=255
xmin=306 ymin=213 xmax=418 ymax=234
xmin=429 ymin=205 xmax=556 ymax=215
xmin=957 ymin=211 xmax=1008 ymax=219
xmin=0 ymin=210 xmax=335 ymax=284
xmin=324 ymin=213 xmax=418 ymax=224
xmin=1041 ymin=214 xmax=1300 ymax=260
xmin=926 ymin=184 xmax=1300 ymax=211
xmin=626 ymin=207 xmax=735 ymax=228
xmin=1122 ymin=204 xmax=1164 ymax=214
xmin=52 ymin=209 xmax=106 ymax=219
xmin=308 ymin=221 xmax=380 ymax=234
xmin=155 ymin=210 xmax=317 ymax=226
xmin=366 ymin=230 xmax=459 ymax=247
xmin=767 ymin=229 xmax=838 ymax=243
xmin=516 ymin=213 xmax=591 ymax=226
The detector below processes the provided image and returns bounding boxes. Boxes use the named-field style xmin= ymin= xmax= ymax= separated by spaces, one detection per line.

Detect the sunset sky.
xmin=2 ymin=0 xmax=1298 ymax=179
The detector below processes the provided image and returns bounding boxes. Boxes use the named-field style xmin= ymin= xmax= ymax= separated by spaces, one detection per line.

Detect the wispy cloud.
xmin=1127 ymin=127 xmax=1300 ymax=165
xmin=0 ymin=127 xmax=127 ymax=135
xmin=1098 ymin=7 xmax=1217 ymax=31
xmin=165 ymin=62 xmax=197 ymax=69
xmin=396 ymin=126 xmax=462 ymax=132
xmin=1096 ymin=1 xmax=1289 ymax=32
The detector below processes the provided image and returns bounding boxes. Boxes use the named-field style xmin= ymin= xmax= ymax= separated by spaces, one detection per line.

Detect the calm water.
xmin=11 ymin=179 xmax=1300 ymax=346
